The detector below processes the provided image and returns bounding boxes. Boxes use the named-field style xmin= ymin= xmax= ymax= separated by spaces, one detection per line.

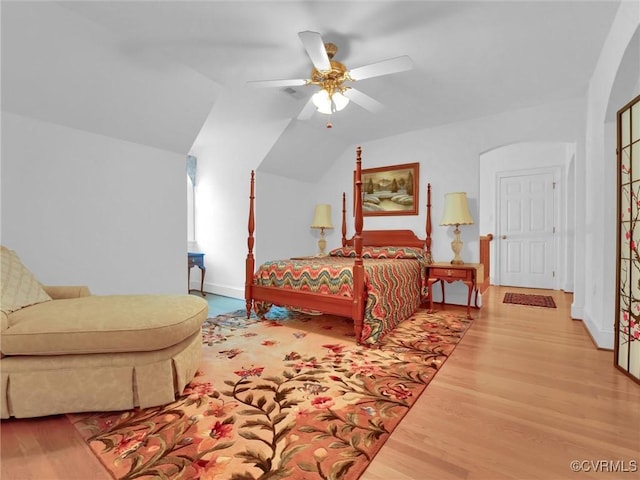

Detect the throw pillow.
xmin=0 ymin=246 xmax=51 ymax=314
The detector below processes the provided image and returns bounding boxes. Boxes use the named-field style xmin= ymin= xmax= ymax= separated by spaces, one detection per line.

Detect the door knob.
xmin=501 ymin=235 xmax=507 ymax=239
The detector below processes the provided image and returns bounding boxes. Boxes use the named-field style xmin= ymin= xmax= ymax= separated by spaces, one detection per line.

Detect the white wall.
xmin=1 ymin=112 xmax=187 ymax=295
xmin=255 ymin=172 xmax=320 ymax=263
xmin=1 ymin=1 xmax=219 ymax=297
xmin=581 ymin=0 xmax=640 ymax=348
xmin=187 ymin=86 xmax=295 ymax=299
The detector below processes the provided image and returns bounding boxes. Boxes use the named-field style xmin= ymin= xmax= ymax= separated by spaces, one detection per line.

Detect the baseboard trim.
xmin=570 ymin=303 xmax=584 ymax=320
xmin=580 ymin=309 xmax=614 ymax=350
xmin=571 ymin=317 xmax=613 ymax=351
xmin=190 ymin=281 xmax=243 ymax=300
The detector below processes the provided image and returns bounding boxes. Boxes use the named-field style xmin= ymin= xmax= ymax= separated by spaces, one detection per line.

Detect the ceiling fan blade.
xmin=298 ymin=31 xmax=331 ymax=72
xmin=297 ymin=97 xmax=317 ymax=120
xmin=348 ymin=56 xmax=413 ymax=81
xmin=247 ymin=78 xmax=307 ymax=88
xmin=343 ymin=88 xmax=384 ymax=113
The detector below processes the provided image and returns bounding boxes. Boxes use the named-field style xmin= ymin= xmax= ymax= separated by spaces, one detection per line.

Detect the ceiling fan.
xmin=247 ymin=31 xmax=413 ymax=122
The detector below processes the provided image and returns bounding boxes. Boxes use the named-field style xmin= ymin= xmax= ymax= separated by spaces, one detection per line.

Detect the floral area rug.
xmin=503 ymin=292 xmax=557 ymax=308
xmin=70 ymin=307 xmax=472 ymax=480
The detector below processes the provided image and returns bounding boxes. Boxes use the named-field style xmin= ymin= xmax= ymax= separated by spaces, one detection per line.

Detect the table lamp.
xmin=440 ymin=192 xmax=474 ymax=264
xmin=310 ymin=204 xmax=334 ymax=256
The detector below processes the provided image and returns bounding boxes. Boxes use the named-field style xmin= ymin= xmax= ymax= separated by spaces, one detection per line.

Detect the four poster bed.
xmin=245 ymin=146 xmax=435 ymax=346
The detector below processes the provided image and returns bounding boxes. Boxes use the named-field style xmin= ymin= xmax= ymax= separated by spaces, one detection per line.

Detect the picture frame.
xmin=355 ymin=162 xmax=420 ymax=216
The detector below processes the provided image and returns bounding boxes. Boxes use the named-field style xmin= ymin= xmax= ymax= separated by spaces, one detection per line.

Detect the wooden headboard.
xmin=340 ymin=183 xmax=433 ymax=261
xmin=344 ymin=229 xmax=426 ymax=248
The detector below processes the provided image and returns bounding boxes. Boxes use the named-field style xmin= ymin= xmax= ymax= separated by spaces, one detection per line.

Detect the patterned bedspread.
xmin=253 ymin=247 xmax=428 ymax=345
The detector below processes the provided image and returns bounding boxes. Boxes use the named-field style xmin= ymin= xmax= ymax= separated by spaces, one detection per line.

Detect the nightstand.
xmin=188 ymin=252 xmax=206 ymax=296
xmin=426 ymin=262 xmax=484 ymax=319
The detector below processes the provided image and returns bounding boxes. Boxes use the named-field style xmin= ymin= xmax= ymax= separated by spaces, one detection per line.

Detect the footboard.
xmin=250 ymin=285 xmax=355 ymax=318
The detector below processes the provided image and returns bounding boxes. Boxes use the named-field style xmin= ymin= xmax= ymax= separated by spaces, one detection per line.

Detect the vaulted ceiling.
xmin=1 ymin=1 xmax=621 ymax=180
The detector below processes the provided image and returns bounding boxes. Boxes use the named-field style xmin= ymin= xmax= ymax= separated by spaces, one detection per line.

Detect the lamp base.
xmin=450 ymin=226 xmax=465 ymax=264
xmin=317 ymin=229 xmax=327 ymax=256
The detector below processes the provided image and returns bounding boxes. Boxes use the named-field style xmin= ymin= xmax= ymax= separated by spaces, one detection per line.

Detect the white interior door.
xmin=498 ymin=170 xmax=558 ymax=289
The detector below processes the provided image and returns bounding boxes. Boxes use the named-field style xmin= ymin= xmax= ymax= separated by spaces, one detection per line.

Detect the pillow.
xmin=1 ymin=246 xmax=51 ymax=314
xmin=329 ymin=245 xmax=426 ymax=260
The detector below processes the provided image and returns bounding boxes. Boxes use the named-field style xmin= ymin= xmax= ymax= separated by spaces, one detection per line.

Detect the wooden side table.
xmin=426 ymin=262 xmax=484 ymax=319
xmin=188 ymin=252 xmax=206 ymax=296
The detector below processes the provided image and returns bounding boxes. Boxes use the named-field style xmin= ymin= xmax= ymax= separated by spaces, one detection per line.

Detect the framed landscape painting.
xmin=356 ymin=162 xmax=419 ymax=216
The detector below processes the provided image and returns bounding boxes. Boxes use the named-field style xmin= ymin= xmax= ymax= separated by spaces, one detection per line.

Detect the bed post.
xmin=245 ymin=170 xmax=256 ymax=318
xmin=425 ymin=183 xmax=433 ymax=264
xmin=352 ymin=146 xmax=365 ymax=344
xmin=341 ymin=192 xmax=347 ymax=247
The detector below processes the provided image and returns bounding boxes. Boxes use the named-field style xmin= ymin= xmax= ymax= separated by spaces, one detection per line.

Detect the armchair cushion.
xmin=1 ymin=294 xmax=207 ymax=356
xmin=1 ymin=246 xmax=51 ymax=315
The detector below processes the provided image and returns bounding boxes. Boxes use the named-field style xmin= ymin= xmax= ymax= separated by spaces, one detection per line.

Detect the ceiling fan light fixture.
xmin=312 ymin=89 xmax=349 ymax=114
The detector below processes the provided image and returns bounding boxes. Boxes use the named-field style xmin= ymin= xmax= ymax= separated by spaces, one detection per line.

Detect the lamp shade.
xmin=311 ymin=204 xmax=334 ymax=229
xmin=440 ymin=192 xmax=474 ymax=226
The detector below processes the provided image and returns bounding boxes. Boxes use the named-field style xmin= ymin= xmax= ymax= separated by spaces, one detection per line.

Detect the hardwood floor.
xmin=361 ymin=286 xmax=640 ymax=480
xmin=2 ymin=287 xmax=638 ymax=479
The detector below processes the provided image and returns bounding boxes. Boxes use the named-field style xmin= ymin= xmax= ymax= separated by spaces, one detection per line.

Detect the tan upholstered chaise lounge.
xmin=0 ymin=246 xmax=208 ymax=419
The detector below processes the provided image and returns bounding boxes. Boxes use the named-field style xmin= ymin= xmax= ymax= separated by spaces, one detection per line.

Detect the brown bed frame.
xmin=244 ymin=146 xmax=433 ymax=344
